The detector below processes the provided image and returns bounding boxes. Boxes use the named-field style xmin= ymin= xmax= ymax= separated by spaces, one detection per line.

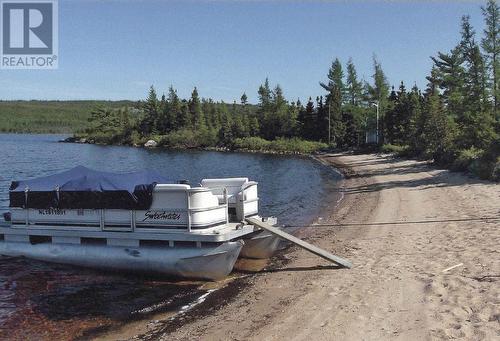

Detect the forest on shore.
xmin=64 ymin=1 xmax=500 ymax=180
xmin=0 ymin=100 xmax=134 ymax=133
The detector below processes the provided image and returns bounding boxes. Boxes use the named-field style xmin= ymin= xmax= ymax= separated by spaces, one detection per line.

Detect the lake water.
xmin=0 ymin=134 xmax=341 ymax=340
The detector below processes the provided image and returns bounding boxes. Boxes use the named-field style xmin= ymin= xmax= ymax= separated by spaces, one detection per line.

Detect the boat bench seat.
xmin=200 ymin=178 xmax=249 ymax=205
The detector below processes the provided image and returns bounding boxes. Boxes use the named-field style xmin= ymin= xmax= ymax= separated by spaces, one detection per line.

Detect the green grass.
xmin=0 ymin=100 xmax=136 ymax=133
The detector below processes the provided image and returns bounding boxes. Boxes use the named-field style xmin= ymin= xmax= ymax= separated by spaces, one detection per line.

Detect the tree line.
xmin=85 ymin=0 xmax=499 ymax=179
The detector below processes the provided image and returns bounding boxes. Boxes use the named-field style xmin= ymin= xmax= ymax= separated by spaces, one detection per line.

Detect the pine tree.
xmin=366 ymin=56 xmax=390 ymax=143
xmin=218 ymin=103 xmax=233 ymax=145
xmin=320 ymin=58 xmax=346 ymax=103
xmin=240 ymin=92 xmax=248 ymax=105
xmin=460 ymin=15 xmax=488 ymax=112
xmin=166 ymin=86 xmax=181 ymax=131
xmin=423 ymin=88 xmax=454 ymax=163
xmin=157 ymin=93 xmax=169 ymax=134
xmin=346 ymin=58 xmax=363 ymax=105
xmin=385 ymin=86 xmax=398 ymax=143
xmin=394 ymin=81 xmax=410 ymax=144
xmin=272 ymin=84 xmax=293 ymax=137
xmin=297 ymin=98 xmax=314 ymax=140
xmin=407 ymin=84 xmax=423 ymax=150
xmin=257 ymin=78 xmax=273 ymax=138
xmin=481 ymin=0 xmax=500 ymax=120
xmin=140 ymin=86 xmax=159 ymax=136
xmin=431 ymin=48 xmax=465 ymax=118
xmin=459 ymin=15 xmax=496 ymax=149
xmin=178 ymin=101 xmax=191 ymax=129
xmin=189 ymin=87 xmax=206 ymax=130
xmin=315 ymin=96 xmax=327 ymax=141
xmin=230 ymin=101 xmax=247 ymax=138
xmin=320 ymin=58 xmax=347 ymax=145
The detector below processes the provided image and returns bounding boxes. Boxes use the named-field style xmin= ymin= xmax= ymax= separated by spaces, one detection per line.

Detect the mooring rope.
xmin=284 ymin=216 xmax=500 ymax=229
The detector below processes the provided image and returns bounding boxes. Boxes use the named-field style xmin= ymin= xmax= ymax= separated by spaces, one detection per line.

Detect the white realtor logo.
xmin=9 ymin=7 xmax=48 ymax=48
xmin=1 ymin=0 xmax=58 ymax=69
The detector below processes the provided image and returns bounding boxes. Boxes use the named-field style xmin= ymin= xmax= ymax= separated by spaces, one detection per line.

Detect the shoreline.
xmin=119 ymin=152 xmax=499 ymax=341
xmin=86 ymin=154 xmax=348 ymax=341
xmin=60 ymin=136 xmax=327 ymax=157
xmin=90 ymin=153 xmax=354 ymax=340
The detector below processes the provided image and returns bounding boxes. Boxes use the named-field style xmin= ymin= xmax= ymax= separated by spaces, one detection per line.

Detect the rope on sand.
xmin=284 ymin=216 xmax=500 ymax=229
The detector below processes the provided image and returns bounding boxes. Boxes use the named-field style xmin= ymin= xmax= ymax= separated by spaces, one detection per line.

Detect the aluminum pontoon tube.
xmin=240 ymin=230 xmax=281 ymax=259
xmin=0 ymin=240 xmax=244 ymax=280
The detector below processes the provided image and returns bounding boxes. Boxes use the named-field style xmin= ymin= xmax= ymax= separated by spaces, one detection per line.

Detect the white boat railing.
xmin=9 ymin=183 xmax=260 ymax=232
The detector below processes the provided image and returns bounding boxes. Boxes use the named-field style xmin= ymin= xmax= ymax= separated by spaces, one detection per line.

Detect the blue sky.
xmin=0 ymin=0 xmax=486 ymax=103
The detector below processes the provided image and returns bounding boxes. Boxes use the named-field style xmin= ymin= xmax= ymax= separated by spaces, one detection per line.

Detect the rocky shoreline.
xmin=60 ymin=136 xmax=318 ymax=156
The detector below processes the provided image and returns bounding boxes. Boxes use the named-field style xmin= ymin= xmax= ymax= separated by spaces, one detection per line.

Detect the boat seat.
xmin=200 ymin=178 xmax=249 ymax=205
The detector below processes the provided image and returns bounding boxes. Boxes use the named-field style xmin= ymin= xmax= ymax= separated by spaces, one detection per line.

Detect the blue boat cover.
xmin=9 ymin=166 xmax=171 ymax=209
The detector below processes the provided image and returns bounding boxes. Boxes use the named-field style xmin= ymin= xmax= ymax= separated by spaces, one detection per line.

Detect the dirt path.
xmin=138 ymin=153 xmax=499 ymax=341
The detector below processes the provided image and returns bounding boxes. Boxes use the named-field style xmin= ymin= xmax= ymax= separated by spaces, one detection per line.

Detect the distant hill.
xmin=0 ymin=100 xmax=137 ymax=134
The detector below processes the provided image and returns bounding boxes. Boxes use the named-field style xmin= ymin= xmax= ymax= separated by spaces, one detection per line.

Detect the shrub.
xmin=451 ymin=147 xmax=484 ymax=171
xmin=269 ymin=137 xmax=328 ymax=153
xmin=131 ymin=131 xmax=146 ymax=146
xmin=158 ymin=129 xmax=199 ymax=148
xmin=491 ymin=158 xmax=500 ymax=181
xmin=233 ymin=137 xmax=327 ymax=154
xmin=381 ymin=144 xmax=410 ymax=156
xmin=233 ymin=137 xmax=271 ymax=151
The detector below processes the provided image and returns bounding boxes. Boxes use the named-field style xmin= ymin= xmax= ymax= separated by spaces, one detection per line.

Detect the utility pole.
xmin=328 ymin=100 xmax=331 ymax=145
xmin=371 ymin=102 xmax=379 ymax=144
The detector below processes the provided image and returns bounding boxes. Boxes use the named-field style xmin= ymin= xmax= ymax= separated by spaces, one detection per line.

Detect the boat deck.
xmin=0 ymin=222 xmax=257 ymax=242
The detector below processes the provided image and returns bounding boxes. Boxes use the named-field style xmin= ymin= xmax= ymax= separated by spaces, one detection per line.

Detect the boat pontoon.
xmin=0 ymin=166 xmax=281 ymax=280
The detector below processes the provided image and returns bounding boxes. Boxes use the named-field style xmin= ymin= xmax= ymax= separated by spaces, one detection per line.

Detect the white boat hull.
xmin=0 ymin=240 xmax=244 ymax=280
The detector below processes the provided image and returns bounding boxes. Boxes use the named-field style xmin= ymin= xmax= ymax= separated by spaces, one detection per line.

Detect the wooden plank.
xmin=246 ymin=217 xmax=352 ymax=269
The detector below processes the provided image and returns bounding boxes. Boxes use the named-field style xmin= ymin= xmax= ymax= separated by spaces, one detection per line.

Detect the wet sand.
xmin=132 ymin=153 xmax=499 ymax=341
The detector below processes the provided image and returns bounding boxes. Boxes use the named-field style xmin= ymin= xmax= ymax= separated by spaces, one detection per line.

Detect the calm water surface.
xmin=0 ymin=134 xmax=341 ymax=340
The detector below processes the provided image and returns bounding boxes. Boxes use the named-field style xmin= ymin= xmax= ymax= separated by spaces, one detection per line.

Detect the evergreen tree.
xmin=407 ymin=84 xmax=423 ymax=150
xmin=248 ymin=115 xmax=260 ymax=137
xmin=166 ymin=86 xmax=181 ymax=131
xmin=346 ymin=58 xmax=363 ymax=105
xmin=240 ymin=92 xmax=248 ymax=105
xmin=320 ymin=58 xmax=346 ymax=103
xmin=366 ymin=56 xmax=390 ymax=143
xmin=431 ymin=48 xmax=465 ymax=118
xmin=177 ymin=101 xmax=191 ymax=129
xmin=140 ymin=86 xmax=159 ymax=136
xmin=394 ymin=81 xmax=411 ymax=144
xmin=272 ymin=84 xmax=294 ymax=137
xmin=481 ymin=0 xmax=500 ymax=120
xmin=423 ymin=87 xmax=455 ymax=163
xmin=385 ymin=86 xmax=398 ymax=143
xmin=230 ymin=101 xmax=247 ymax=138
xmin=299 ymin=97 xmax=317 ymax=140
xmin=459 ymin=15 xmax=496 ymax=149
xmin=257 ymin=78 xmax=273 ymax=138
xmin=189 ymin=87 xmax=206 ymax=130
xmin=157 ymin=93 xmax=168 ymax=134
xmin=218 ymin=104 xmax=233 ymax=145
xmin=315 ymin=96 xmax=328 ymax=141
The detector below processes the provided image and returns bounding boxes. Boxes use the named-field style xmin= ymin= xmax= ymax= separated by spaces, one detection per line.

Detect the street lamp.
xmin=371 ymin=102 xmax=379 ymax=144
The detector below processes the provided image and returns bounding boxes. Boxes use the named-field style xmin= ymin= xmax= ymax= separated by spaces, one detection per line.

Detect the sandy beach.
xmin=122 ymin=153 xmax=499 ymax=341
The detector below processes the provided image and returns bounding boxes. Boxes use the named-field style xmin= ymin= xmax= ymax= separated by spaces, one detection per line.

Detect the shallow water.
xmin=0 ymin=133 xmax=341 ymax=340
